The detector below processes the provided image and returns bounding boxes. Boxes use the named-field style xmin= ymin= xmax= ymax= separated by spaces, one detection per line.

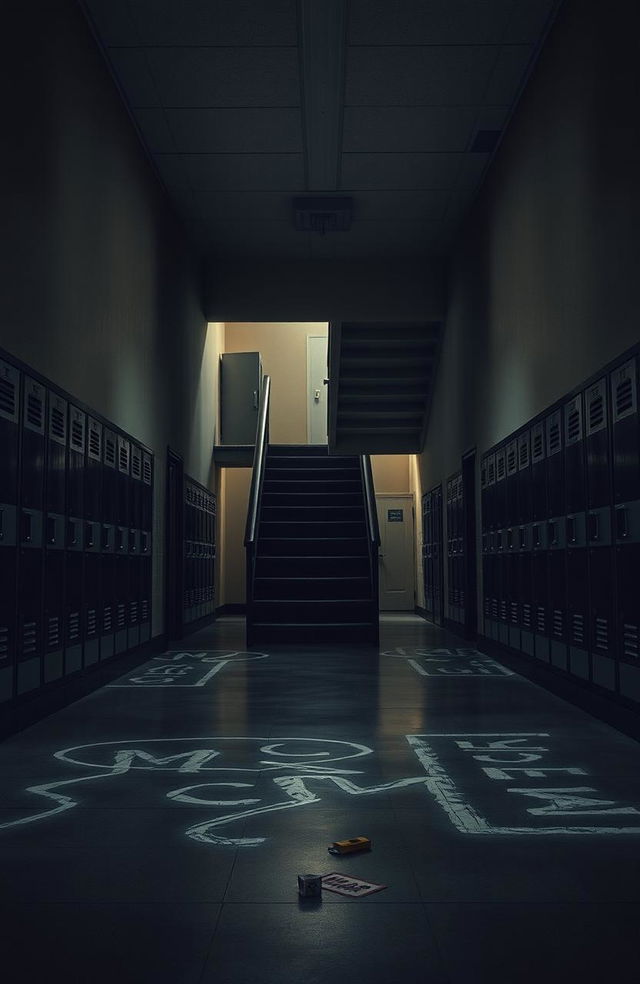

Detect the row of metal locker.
xmin=422 ymin=484 xmax=443 ymax=624
xmin=0 ymin=354 xmax=153 ymax=705
xmin=445 ymin=473 xmax=465 ymax=626
xmin=480 ymin=349 xmax=640 ymax=705
xmin=183 ymin=477 xmax=216 ymax=626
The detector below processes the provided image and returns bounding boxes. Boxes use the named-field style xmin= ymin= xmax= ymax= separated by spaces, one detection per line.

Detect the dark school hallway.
xmin=1 ymin=615 xmax=639 ymax=983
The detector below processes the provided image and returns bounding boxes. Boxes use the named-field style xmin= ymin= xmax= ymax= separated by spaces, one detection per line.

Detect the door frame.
xmin=306 ymin=334 xmax=328 ymax=444
xmin=165 ymin=447 xmax=184 ymax=641
xmin=375 ymin=493 xmax=416 ymax=611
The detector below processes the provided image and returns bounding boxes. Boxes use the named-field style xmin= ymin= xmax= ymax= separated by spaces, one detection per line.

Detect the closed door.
xmin=307 ymin=335 xmax=328 ymax=444
xmin=376 ymin=495 xmax=415 ymax=610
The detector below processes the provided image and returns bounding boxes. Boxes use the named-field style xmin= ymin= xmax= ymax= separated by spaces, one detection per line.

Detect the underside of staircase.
xmin=247 ymin=445 xmax=378 ymax=645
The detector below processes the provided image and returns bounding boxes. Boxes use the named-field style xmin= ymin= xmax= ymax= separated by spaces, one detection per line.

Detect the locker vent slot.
xmin=50 ymin=405 xmax=66 ymax=441
xmin=589 ymin=395 xmax=604 ymax=432
xmin=496 ymin=455 xmax=505 ymax=481
xmin=572 ymin=614 xmax=584 ymax=645
xmin=488 ymin=460 xmax=495 ymax=484
xmin=88 ymin=425 xmax=102 ymax=460
xmin=143 ymin=455 xmax=152 ymax=485
xmin=117 ymin=603 xmax=126 ymax=630
xmin=536 ymin=607 xmax=545 ymax=634
xmin=71 ymin=416 xmax=85 ymax=452
xmin=566 ymin=406 xmax=581 ymax=444
xmin=484 ymin=597 xmax=491 ymax=616
xmin=131 ymin=452 xmax=142 ymax=480
xmin=103 ymin=606 xmax=113 ymax=633
xmin=615 ymin=377 xmax=634 ymax=419
xmin=0 ymin=376 xmax=17 ymax=419
xmin=47 ymin=616 xmax=60 ymax=649
xmin=26 ymin=392 xmax=44 ymax=430
xmin=532 ymin=430 xmax=544 ymax=461
xmin=552 ymin=609 xmax=563 ymax=639
xmin=68 ymin=612 xmax=80 ymax=642
xmin=595 ymin=616 xmax=608 ymax=651
xmin=118 ymin=442 xmax=130 ymax=473
xmin=507 ymin=445 xmax=517 ymax=475
xmin=522 ymin=604 xmax=532 ymax=630
xmin=22 ymin=621 xmax=37 ymax=654
xmin=0 ymin=625 xmax=9 ymax=658
xmin=129 ymin=601 xmax=138 ymax=624
xmin=141 ymin=599 xmax=149 ymax=622
xmin=500 ymin=600 xmax=507 ymax=621
xmin=623 ymin=624 xmax=639 ymax=659
xmin=547 ymin=419 xmax=561 ymax=455
xmin=510 ymin=602 xmax=518 ymax=624
xmin=491 ymin=598 xmax=498 ymax=618
xmin=87 ymin=609 xmax=97 ymax=637
xmin=105 ymin=435 xmax=116 ymax=467
xmin=519 ymin=439 xmax=529 ymax=468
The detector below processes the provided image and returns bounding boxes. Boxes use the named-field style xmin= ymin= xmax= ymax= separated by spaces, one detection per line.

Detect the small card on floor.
xmin=321 ymin=873 xmax=387 ymax=898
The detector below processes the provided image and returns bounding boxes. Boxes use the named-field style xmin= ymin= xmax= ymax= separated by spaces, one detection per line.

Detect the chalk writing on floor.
xmin=108 ymin=650 xmax=269 ymax=688
xmin=383 ymin=647 xmax=513 ymax=677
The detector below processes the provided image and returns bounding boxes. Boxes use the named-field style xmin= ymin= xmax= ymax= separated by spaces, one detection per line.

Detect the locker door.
xmin=209 ymin=491 xmax=217 ymax=615
xmin=140 ymin=451 xmax=153 ymax=643
xmin=446 ymin=478 xmax=453 ymax=621
xmin=434 ymin=484 xmax=444 ymax=625
xmin=0 ymin=359 xmax=20 ymax=703
xmin=17 ymin=376 xmax=46 ymax=695
xmin=100 ymin=429 xmax=117 ymax=660
xmin=115 ymin=436 xmax=130 ymax=654
xmin=611 ymin=358 xmax=640 ymax=702
xmin=84 ymin=418 xmax=102 ymax=666
xmin=65 ymin=406 xmax=86 ymax=675
xmin=565 ymin=394 xmax=589 ymax=680
xmin=530 ymin=422 xmax=549 ymax=663
xmin=546 ymin=410 xmax=568 ymax=671
xmin=128 ymin=444 xmax=142 ymax=649
xmin=586 ymin=378 xmax=615 ymax=691
xmin=517 ymin=431 xmax=534 ymax=656
xmin=422 ymin=493 xmax=431 ymax=617
xmin=495 ymin=448 xmax=508 ymax=645
xmin=43 ymin=392 xmax=67 ymax=683
xmin=485 ymin=453 xmax=498 ymax=639
xmin=505 ymin=440 xmax=519 ymax=650
xmin=480 ymin=457 xmax=490 ymax=635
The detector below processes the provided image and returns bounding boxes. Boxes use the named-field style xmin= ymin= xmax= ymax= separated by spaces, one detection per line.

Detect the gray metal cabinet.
xmin=220 ymin=352 xmax=262 ymax=445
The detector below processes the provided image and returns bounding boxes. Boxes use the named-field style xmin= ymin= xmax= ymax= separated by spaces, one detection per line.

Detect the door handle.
xmin=253 ymin=390 xmax=258 ymax=409
xmin=314 ymin=389 xmax=321 ymax=401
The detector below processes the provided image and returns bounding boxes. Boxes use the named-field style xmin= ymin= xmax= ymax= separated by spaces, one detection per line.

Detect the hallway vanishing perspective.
xmin=1 ymin=616 xmax=640 ymax=983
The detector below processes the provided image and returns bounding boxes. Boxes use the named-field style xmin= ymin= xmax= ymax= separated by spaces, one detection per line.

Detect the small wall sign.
xmin=387 ymin=509 xmax=403 ymax=522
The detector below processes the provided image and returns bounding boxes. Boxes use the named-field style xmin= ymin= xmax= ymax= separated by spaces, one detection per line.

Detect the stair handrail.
xmin=360 ymin=454 xmax=380 ymax=546
xmin=244 ymin=374 xmax=271 ymax=547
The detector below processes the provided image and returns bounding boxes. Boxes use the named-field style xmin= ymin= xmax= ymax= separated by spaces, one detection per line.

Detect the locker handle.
xmin=567 ymin=516 xmax=576 ymax=544
xmin=22 ymin=512 xmax=32 ymax=544
xmin=533 ymin=524 xmax=541 ymax=548
xmin=506 ymin=529 xmax=513 ymax=550
xmin=116 ymin=528 xmax=125 ymax=552
xmin=102 ymin=525 xmax=111 ymax=550
xmin=548 ymin=520 xmax=558 ymax=546
xmin=0 ymin=508 xmax=3 ymax=541
xmin=588 ymin=513 xmax=600 ymax=542
xmin=253 ymin=390 xmax=259 ymax=410
xmin=141 ymin=532 xmax=149 ymax=553
xmin=616 ymin=507 xmax=629 ymax=540
xmin=86 ymin=523 xmax=94 ymax=549
xmin=519 ymin=528 xmax=526 ymax=550
xmin=47 ymin=516 xmax=56 ymax=545
xmin=67 ymin=520 xmax=78 ymax=547
xmin=129 ymin=529 xmax=137 ymax=552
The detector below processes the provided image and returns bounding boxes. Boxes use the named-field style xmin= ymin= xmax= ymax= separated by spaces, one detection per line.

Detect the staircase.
xmin=246 ymin=445 xmax=379 ymax=644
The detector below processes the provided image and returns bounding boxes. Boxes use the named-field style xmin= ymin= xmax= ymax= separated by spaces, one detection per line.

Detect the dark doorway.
xmin=165 ymin=448 xmax=184 ymax=641
xmin=462 ymin=448 xmax=478 ymax=639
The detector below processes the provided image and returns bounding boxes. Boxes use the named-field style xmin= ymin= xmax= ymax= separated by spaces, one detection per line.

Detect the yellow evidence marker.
xmin=328 ymin=836 xmax=372 ymax=856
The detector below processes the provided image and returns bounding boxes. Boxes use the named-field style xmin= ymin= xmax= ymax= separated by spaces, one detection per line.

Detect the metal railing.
xmin=245 ymin=375 xmax=270 ymax=642
xmin=360 ymin=453 xmax=380 ymax=644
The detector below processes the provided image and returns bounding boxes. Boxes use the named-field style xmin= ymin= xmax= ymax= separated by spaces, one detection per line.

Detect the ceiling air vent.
xmin=293 ymin=197 xmax=353 ymax=234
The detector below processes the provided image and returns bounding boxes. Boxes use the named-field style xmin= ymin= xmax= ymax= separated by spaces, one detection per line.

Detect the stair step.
xmin=253 ymin=577 xmax=371 ymax=600
xmin=259 ymin=520 xmax=366 ymax=538
xmin=248 ymin=622 xmax=378 ymax=644
xmin=261 ymin=492 xmax=364 ymax=507
xmin=258 ymin=538 xmax=369 ymax=557
xmin=266 ymin=464 xmax=360 ymax=476
xmin=255 ymin=555 xmax=370 ymax=577
xmin=268 ymin=445 xmax=331 ymax=456
xmin=263 ymin=480 xmax=362 ymax=495
xmin=251 ymin=599 xmax=373 ymax=622
xmin=261 ymin=505 xmax=365 ymax=523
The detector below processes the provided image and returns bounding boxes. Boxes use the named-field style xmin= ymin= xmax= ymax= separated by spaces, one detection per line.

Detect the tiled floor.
xmin=1 ymin=616 xmax=640 ymax=982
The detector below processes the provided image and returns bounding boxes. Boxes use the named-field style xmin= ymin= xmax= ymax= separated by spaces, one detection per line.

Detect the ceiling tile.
xmin=184 ymin=191 xmax=294 ymax=222
xmin=108 ymin=49 xmax=161 ymax=106
xmin=207 ymin=222 xmax=311 ymax=258
xmin=348 ymin=0 xmax=513 ymax=45
xmin=340 ymin=153 xmax=463 ymax=190
xmin=145 ymin=47 xmax=300 ymax=107
xmin=345 ymin=46 xmax=498 ymax=106
xmin=484 ymin=45 xmax=534 ymax=104
xmin=128 ymin=0 xmax=298 ymax=45
xmin=473 ymin=105 xmax=510 ymax=133
xmin=152 ymin=154 xmax=192 ymax=190
xmin=453 ymin=152 xmax=490 ymax=190
xmin=83 ymin=0 xmax=139 ymax=45
xmin=165 ymin=108 xmax=302 ymax=153
xmin=133 ymin=107 xmax=175 ymax=153
xmin=343 ymin=106 xmax=478 ymax=153
xmin=349 ymin=190 xmax=449 ymax=222
xmin=176 ymin=153 xmax=305 ymax=191
xmin=503 ymin=0 xmax=557 ymax=43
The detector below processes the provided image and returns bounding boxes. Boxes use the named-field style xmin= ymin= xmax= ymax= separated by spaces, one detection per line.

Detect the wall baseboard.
xmin=215 ymin=604 xmax=246 ymax=617
xmin=414 ymin=606 xmax=428 ymax=620
xmin=181 ymin=612 xmax=217 ymax=636
xmin=1 ymin=634 xmax=168 ymax=740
